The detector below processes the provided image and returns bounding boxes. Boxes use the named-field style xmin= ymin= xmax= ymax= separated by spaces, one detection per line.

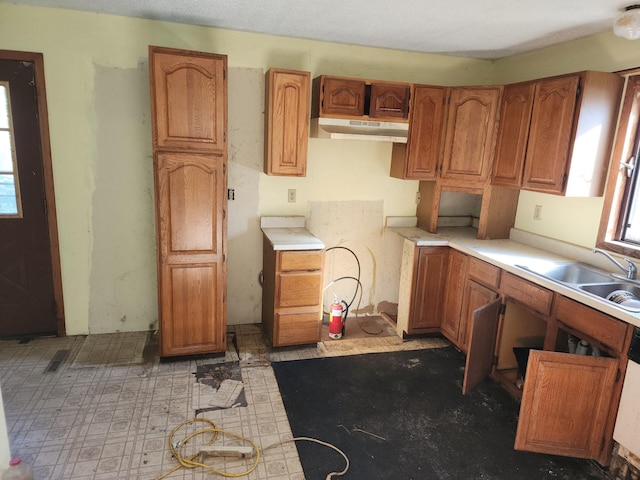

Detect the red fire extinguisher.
xmin=328 ymin=295 xmax=344 ymax=340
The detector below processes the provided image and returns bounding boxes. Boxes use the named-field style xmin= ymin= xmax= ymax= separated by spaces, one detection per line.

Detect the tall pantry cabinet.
xmin=149 ymin=46 xmax=228 ymax=356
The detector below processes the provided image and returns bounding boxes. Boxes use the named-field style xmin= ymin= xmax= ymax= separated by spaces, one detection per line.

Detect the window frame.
xmin=597 ymin=71 xmax=640 ymax=258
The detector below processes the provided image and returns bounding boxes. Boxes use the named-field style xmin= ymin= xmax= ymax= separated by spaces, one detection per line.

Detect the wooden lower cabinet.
xmin=463 ymin=271 xmax=633 ymax=466
xmin=262 ymin=239 xmax=324 ymax=347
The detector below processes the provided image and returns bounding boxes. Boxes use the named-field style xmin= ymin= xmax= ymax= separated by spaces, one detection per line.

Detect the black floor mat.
xmin=272 ymin=346 xmax=608 ymax=480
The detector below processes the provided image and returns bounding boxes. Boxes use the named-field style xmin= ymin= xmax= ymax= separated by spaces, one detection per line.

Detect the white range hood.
xmin=310 ymin=117 xmax=408 ymax=143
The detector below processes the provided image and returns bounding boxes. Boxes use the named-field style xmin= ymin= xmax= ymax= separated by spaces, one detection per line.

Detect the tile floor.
xmin=0 ymin=322 xmax=446 ymax=479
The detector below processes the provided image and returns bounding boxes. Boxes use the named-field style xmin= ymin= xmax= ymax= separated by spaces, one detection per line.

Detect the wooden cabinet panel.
xmin=459 ymin=279 xmax=498 ymax=352
xmin=265 ymin=68 xmax=310 ymax=176
xmin=554 ymin=295 xmax=628 ymax=353
xmin=277 ymin=271 xmax=323 ymax=308
xmin=500 ymin=272 xmax=553 ymax=316
xmin=318 ymin=77 xmax=365 ymax=117
xmin=280 ymin=250 xmax=323 ymax=271
xmin=522 ymin=75 xmax=579 ymax=193
xmin=155 ymin=152 xmax=226 ymax=355
xmin=467 ymin=257 xmax=501 ymax=289
xmin=390 ymin=85 xmax=445 ymax=180
xmin=463 ymin=297 xmax=501 ymax=394
xmin=369 ymin=83 xmax=410 ymax=119
xmin=441 ymin=249 xmax=468 ymax=343
xmin=440 ymin=86 xmax=501 ymax=184
xmin=150 ymin=46 xmax=228 ymax=357
xmin=161 ymin=264 xmax=224 ymax=355
xmin=492 ymin=82 xmax=535 ymax=187
xmin=150 ymin=48 xmax=226 ymax=153
xmin=408 ymin=247 xmax=449 ymax=333
xmin=276 ymin=312 xmax=322 ymax=346
xmin=515 ymin=350 xmax=618 ymax=459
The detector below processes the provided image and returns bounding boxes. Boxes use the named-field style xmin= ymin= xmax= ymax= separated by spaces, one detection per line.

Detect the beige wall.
xmin=0 ymin=4 xmax=493 ymax=335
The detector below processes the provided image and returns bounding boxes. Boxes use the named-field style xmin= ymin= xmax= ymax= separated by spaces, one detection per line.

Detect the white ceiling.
xmin=4 ymin=0 xmax=636 ymax=59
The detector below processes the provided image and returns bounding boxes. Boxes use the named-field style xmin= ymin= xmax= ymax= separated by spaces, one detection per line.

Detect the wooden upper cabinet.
xmin=369 ymin=83 xmax=410 ymax=119
xmin=492 ymin=82 xmax=535 ymax=187
xmin=440 ymin=86 xmax=502 ymax=185
xmin=390 ymin=85 xmax=446 ymax=180
xmin=150 ymin=47 xmax=226 ymax=153
xmin=522 ymin=71 xmax=623 ymax=196
xmin=264 ymin=68 xmax=310 ymax=176
xmin=312 ymin=75 xmax=410 ymax=121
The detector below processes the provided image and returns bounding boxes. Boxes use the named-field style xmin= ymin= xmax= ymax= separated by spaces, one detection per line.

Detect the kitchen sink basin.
xmin=578 ymin=282 xmax=640 ymax=303
xmin=517 ymin=262 xmax=613 ymax=285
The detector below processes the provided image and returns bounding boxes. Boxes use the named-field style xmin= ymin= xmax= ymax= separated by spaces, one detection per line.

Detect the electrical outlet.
xmin=415 ymin=191 xmax=421 ymax=204
xmin=288 ymin=189 xmax=296 ymax=203
xmin=534 ymin=205 xmax=542 ymax=221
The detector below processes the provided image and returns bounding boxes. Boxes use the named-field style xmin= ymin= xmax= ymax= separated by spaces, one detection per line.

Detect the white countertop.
xmin=261 ymin=216 xmax=324 ymax=251
xmin=389 ymin=225 xmax=640 ymax=329
xmin=262 ymin=227 xmax=325 ymax=251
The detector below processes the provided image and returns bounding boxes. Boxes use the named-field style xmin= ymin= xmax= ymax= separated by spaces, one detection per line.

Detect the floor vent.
xmin=44 ymin=349 xmax=70 ymax=373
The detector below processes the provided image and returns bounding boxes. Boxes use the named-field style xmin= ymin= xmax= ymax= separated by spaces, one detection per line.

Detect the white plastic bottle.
xmin=1 ymin=458 xmax=33 ymax=480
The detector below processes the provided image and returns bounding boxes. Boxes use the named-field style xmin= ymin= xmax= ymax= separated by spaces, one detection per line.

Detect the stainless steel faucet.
xmin=592 ymin=248 xmax=638 ymax=280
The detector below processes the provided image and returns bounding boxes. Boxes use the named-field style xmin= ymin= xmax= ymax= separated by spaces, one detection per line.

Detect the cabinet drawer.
xmin=275 ymin=312 xmax=321 ymax=346
xmin=277 ymin=271 xmax=323 ymax=308
xmin=500 ymin=272 xmax=553 ymax=315
xmin=555 ymin=295 xmax=628 ymax=353
xmin=468 ymin=257 xmax=501 ymax=289
xmin=279 ymin=250 xmax=323 ymax=271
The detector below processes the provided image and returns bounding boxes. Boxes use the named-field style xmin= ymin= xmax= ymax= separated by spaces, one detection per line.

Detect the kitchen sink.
xmin=517 ymin=262 xmax=613 ymax=285
xmin=516 ymin=262 xmax=640 ymax=312
xmin=578 ymin=282 xmax=640 ymax=311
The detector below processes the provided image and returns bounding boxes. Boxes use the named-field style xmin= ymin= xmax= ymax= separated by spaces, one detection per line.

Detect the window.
xmin=598 ymin=72 xmax=640 ymax=257
xmin=0 ymin=81 xmax=21 ymax=217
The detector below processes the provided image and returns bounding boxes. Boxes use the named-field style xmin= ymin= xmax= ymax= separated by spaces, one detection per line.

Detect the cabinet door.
xmin=265 ymin=69 xmax=310 ymax=176
xmin=403 ymin=85 xmax=446 ymax=180
xmin=492 ymin=82 xmax=535 ymax=187
xmin=155 ymin=153 xmax=226 ymax=356
xmin=462 ymin=297 xmax=501 ymax=394
xmin=459 ymin=279 xmax=498 ymax=352
xmin=369 ymin=83 xmax=410 ymax=119
xmin=320 ymin=77 xmax=365 ymax=117
xmin=522 ymin=75 xmax=579 ymax=194
xmin=150 ymin=48 xmax=226 ymax=153
xmin=409 ymin=247 xmax=449 ymax=333
xmin=441 ymin=249 xmax=467 ymax=343
xmin=515 ymin=350 xmax=618 ymax=460
xmin=440 ymin=87 xmax=501 ymax=184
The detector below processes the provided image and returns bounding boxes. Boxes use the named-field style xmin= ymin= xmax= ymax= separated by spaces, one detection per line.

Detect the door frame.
xmin=1 ymin=49 xmax=65 ymax=336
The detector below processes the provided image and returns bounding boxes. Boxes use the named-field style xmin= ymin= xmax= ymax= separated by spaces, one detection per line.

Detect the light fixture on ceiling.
xmin=614 ymin=5 xmax=640 ymax=40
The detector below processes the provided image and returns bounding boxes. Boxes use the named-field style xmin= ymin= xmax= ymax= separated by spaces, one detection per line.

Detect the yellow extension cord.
xmin=155 ymin=417 xmax=350 ymax=480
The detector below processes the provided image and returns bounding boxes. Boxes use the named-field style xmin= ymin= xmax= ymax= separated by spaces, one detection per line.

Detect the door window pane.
xmin=0 ymin=85 xmax=8 ymax=129
xmin=0 ymin=81 xmax=20 ymax=217
xmin=0 ymin=174 xmax=17 ymax=214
